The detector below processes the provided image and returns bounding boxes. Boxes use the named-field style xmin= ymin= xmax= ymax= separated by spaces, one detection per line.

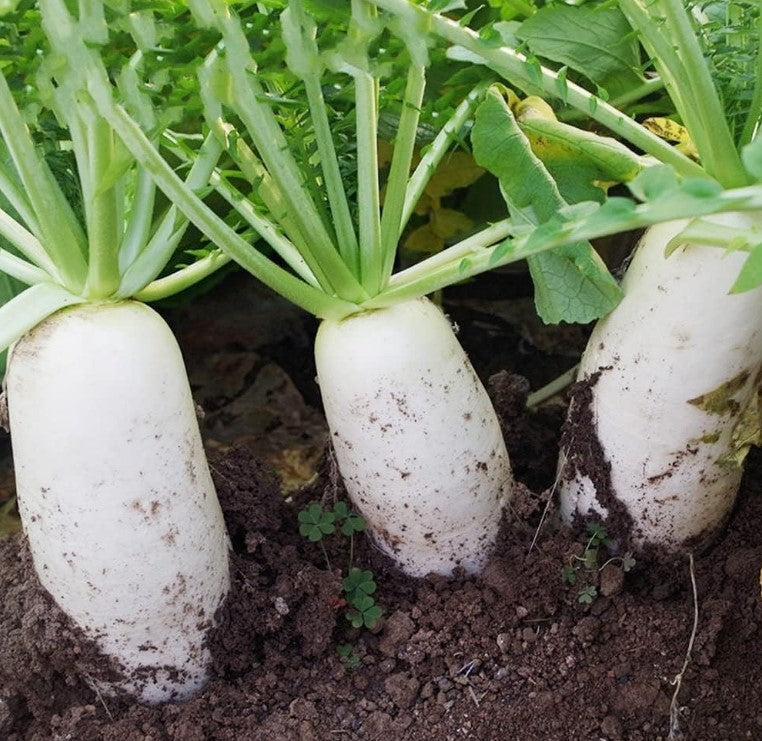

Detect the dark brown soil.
xmin=1 ymin=276 xmax=761 ymax=740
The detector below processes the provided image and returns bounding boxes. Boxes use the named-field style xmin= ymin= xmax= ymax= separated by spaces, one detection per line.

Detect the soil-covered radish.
xmin=559 ymin=213 xmax=762 ymax=551
xmin=315 ymin=298 xmax=511 ymax=576
xmin=6 ymin=301 xmax=230 ymax=703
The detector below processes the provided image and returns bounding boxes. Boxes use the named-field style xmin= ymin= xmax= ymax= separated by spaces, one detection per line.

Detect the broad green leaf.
xmin=730 ymin=242 xmax=762 ymax=293
xmin=472 ymin=87 xmax=622 ymax=324
xmin=627 ymin=165 xmax=679 ymax=202
xmin=516 ymin=5 xmax=643 ymax=99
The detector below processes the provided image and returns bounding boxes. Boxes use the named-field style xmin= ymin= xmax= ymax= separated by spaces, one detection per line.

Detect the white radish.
xmin=6 ymin=301 xmax=230 ymax=704
xmin=315 ymin=297 xmax=512 ymax=577
xmin=559 ymin=213 xmax=762 ymax=551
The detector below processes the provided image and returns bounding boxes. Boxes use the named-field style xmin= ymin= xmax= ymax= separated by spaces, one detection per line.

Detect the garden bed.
xmin=1 ymin=275 xmax=760 ymax=741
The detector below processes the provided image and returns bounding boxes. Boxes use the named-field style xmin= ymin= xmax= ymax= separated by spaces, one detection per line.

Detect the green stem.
xmin=368 ymin=0 xmax=706 ymax=179
xmin=283 ymin=1 xmax=360 ymax=274
xmin=347 ymin=0 xmax=383 ymax=293
xmin=367 ymin=185 xmax=762 ymax=307
xmin=119 ymin=166 xmax=157 ymax=272
xmin=305 ymin=71 xmax=361 ymax=276
xmin=379 ymin=64 xmax=426 ymax=289
xmin=0 ymin=159 xmax=39 ymax=234
xmin=84 ymin=115 xmax=122 ymax=298
xmin=622 ymin=0 xmax=747 ymax=187
xmin=0 ymin=249 xmax=51 ymax=285
xmin=163 ymin=129 xmax=319 ymax=287
xmin=117 ymin=132 xmax=224 ymax=297
xmin=383 ymin=217 xmax=514 ymax=291
xmin=401 ymin=82 xmax=488 ymax=231
xmin=89 ymin=88 xmax=357 ymax=319
xmin=526 ymin=364 xmax=578 ymax=408
xmin=320 ymin=540 xmax=332 ymax=573
xmin=213 ymin=2 xmax=367 ymax=302
xmin=0 ymin=210 xmax=60 ymax=278
xmin=195 ymin=110 xmax=316 ymax=263
xmin=739 ymin=6 xmax=762 ymax=148
xmin=0 ymin=282 xmax=85 ymax=354
xmin=0 ymin=68 xmax=87 ymax=292
xmin=560 ymin=76 xmax=665 ymax=124
xmin=209 ymin=171 xmax=320 ymax=288
xmin=661 ymin=0 xmax=746 ymax=184
xmin=354 ymin=67 xmax=383 ymax=293
xmin=134 ymin=251 xmax=232 ymax=302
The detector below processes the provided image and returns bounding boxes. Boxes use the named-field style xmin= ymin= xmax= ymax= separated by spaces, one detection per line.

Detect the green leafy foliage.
xmin=298 ymin=502 xmax=336 ymax=542
xmin=336 ymin=643 xmax=361 ymax=669
xmin=344 ymin=567 xmax=383 ymax=628
xmin=513 ymin=97 xmax=644 ymax=203
xmin=694 ymin=0 xmax=762 ymax=147
xmin=562 ymin=522 xmax=635 ymax=605
xmin=516 ymin=5 xmax=643 ymax=100
xmin=333 ymin=500 xmax=367 ymax=536
xmin=471 ymin=86 xmax=622 ymax=324
xmin=298 ymin=501 xmax=383 ymax=630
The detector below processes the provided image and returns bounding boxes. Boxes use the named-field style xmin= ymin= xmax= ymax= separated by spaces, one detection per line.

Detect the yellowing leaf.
xmin=430 ymin=207 xmax=473 ymax=239
xmin=514 ymin=95 xmax=557 ymax=122
xmin=404 ymin=223 xmax=443 ymax=254
xmin=424 ymin=151 xmax=485 ymax=200
xmin=642 ymin=118 xmax=699 ymax=160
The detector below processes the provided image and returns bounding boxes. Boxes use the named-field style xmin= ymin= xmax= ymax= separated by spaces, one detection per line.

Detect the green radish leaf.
xmin=742 ymin=136 xmax=762 ymax=183
xmin=515 ymin=101 xmax=644 ymax=203
xmin=516 ymin=6 xmax=643 ymax=99
xmin=472 ymin=87 xmax=622 ymax=324
xmin=627 ymin=166 xmax=679 ymax=202
xmin=730 ymin=242 xmax=762 ymax=294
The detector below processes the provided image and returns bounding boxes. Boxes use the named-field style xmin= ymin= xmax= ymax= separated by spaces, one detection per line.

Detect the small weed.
xmin=298 ymin=501 xmax=383 ymax=631
xmin=562 ymin=523 xmax=636 ymax=604
xmin=343 ymin=568 xmax=382 ymax=628
xmin=337 ymin=643 xmax=361 ymax=669
xmin=298 ymin=503 xmax=336 ymax=542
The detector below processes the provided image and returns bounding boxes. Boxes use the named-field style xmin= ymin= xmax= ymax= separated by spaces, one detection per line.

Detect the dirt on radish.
xmin=0 ymin=277 xmax=760 ymax=740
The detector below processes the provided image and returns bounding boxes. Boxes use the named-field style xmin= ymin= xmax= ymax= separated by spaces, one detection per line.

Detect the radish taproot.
xmin=7 ymin=301 xmax=229 ymax=703
xmin=376 ymin=0 xmax=762 ymax=552
xmin=315 ymin=298 xmax=510 ymax=576
xmin=0 ymin=10 xmax=232 ymax=701
xmin=559 ymin=213 xmax=762 ymax=550
xmin=556 ymin=0 xmax=762 ymax=551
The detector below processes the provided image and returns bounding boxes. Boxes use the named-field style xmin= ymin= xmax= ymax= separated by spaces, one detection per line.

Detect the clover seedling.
xmin=298 ymin=501 xmax=383 ymax=630
xmin=337 ymin=643 xmax=361 ymax=669
xmin=562 ymin=522 xmax=636 ymax=604
xmin=298 ymin=503 xmax=336 ymax=542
